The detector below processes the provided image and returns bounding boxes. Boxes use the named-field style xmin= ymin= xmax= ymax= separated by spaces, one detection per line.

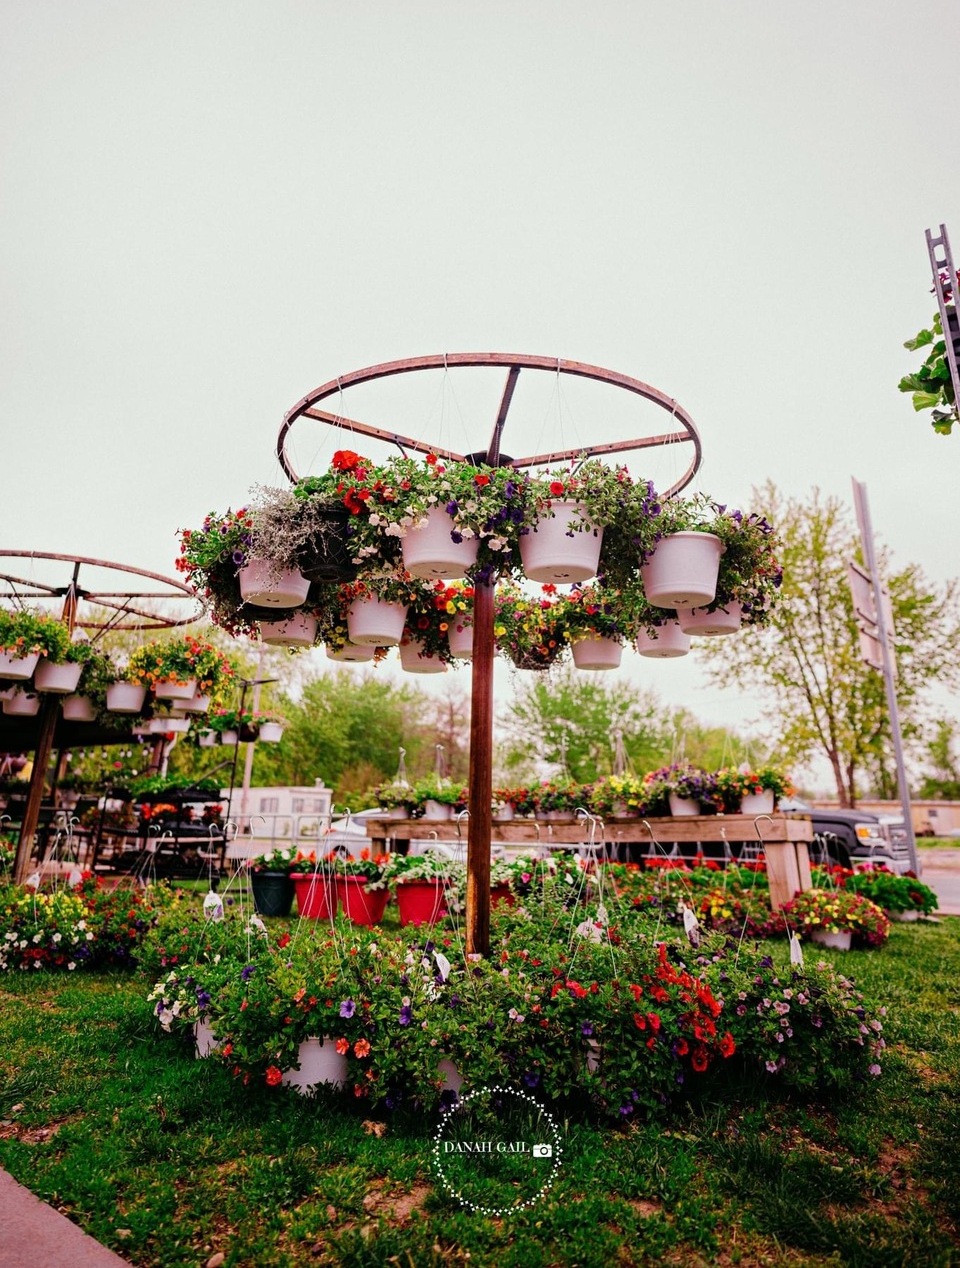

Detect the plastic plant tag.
xmin=25 ymin=871 xmax=41 ymax=890
xmin=203 ymin=890 xmax=224 ymax=922
xmin=247 ymin=915 xmax=267 ymax=937
xmin=682 ymin=903 xmax=700 ymax=947
xmin=789 ymin=932 xmax=804 ymax=967
xmin=434 ymin=950 xmax=451 ymax=981
xmin=67 ymin=867 xmax=83 ymax=887
xmin=575 ymin=919 xmax=604 ymax=943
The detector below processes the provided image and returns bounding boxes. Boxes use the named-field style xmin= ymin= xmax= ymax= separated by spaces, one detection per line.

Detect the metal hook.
xmin=455 ymin=808 xmax=469 ymax=840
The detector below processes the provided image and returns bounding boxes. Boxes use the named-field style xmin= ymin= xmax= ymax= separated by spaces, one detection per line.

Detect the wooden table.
xmin=362 ymin=814 xmax=814 ymax=911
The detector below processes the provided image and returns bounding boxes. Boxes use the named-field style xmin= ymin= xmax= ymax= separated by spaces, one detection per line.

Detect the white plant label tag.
xmin=203 ymin=890 xmax=224 ymax=922
xmin=789 ymin=933 xmax=804 ymax=967
xmin=682 ymin=904 xmax=700 ymax=947
xmin=434 ymin=950 xmax=451 ymax=981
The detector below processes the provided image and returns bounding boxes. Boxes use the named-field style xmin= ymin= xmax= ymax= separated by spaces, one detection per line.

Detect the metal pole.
xmin=852 ymin=479 xmax=920 ymax=875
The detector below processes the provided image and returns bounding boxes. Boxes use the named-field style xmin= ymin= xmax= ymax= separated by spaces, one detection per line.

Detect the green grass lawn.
xmin=1 ymin=920 xmax=959 ymax=1267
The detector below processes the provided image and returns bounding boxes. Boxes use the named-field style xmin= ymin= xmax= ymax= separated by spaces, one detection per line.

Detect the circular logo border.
xmin=431 ymin=1084 xmax=564 ymax=1216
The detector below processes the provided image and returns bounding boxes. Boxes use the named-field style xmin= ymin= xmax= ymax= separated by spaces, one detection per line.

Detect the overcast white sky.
xmin=3 ymin=1 xmax=959 ymax=770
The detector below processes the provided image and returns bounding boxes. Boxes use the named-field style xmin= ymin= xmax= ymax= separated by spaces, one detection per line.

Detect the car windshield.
xmin=778 ymin=796 xmax=812 ymax=812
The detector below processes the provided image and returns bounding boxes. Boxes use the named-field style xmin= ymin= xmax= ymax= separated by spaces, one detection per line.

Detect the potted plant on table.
xmin=409 ymin=774 xmax=464 ymax=821
xmin=642 ymin=763 xmax=717 ymax=817
xmin=781 ymin=888 xmax=890 ymax=950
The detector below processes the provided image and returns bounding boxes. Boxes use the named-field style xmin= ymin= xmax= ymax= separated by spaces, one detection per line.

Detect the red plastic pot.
xmin=491 ymin=883 xmax=515 ymax=909
xmin=337 ymin=875 xmax=389 ymax=926
xmin=290 ymin=872 xmax=337 ymax=920
xmin=395 ymin=879 xmax=448 ymax=927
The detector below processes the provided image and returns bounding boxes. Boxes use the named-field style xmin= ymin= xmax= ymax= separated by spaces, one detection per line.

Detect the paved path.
xmin=919 ymin=847 xmax=960 ymax=915
xmin=0 ymin=1167 xmax=130 ymax=1268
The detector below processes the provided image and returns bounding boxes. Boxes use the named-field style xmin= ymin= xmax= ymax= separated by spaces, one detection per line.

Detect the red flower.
xmin=332 ymin=450 xmax=361 ymax=472
xmin=278 ymin=933 xmax=291 ymax=948
xmin=633 ymin=1012 xmax=647 ymax=1030
xmin=474 ymin=473 xmax=490 ymax=486
xmin=343 ymin=487 xmax=371 ymax=516
xmin=719 ymin=1032 xmax=736 ymax=1059
xmin=549 ymin=480 xmax=565 ymax=496
xmin=690 ymin=1046 xmax=709 ymax=1073
xmin=426 ymin=453 xmax=438 ymax=465
xmin=265 ymin=1065 xmax=283 ymax=1086
xmin=354 ymin=1038 xmax=371 ymax=1058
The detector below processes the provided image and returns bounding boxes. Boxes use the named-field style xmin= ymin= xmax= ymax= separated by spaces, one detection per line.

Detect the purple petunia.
xmin=339 ymin=999 xmax=356 ymax=1019
xmin=399 ymin=1004 xmax=413 ymax=1027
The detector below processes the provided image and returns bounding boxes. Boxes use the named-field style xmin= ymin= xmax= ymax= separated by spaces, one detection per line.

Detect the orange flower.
xmin=335 ymin=1037 xmax=350 ymax=1054
xmin=354 ymin=1038 xmax=371 ymax=1058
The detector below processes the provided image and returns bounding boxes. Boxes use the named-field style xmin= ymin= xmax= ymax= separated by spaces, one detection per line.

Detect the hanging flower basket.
xmin=399 ymin=638 xmax=447 ymax=674
xmin=641 ymin=531 xmax=723 ymax=608
xmin=281 ymin=1037 xmax=348 ymax=1094
xmin=395 ymin=879 xmax=448 ymax=926
xmin=634 ymin=621 xmax=690 ymax=658
xmin=336 ymin=875 xmax=389 ymax=926
xmin=33 ymin=660 xmax=83 ymax=695
xmin=258 ymin=721 xmax=284 ymax=743
xmin=326 ymin=642 xmax=376 ymax=663
xmin=401 ymin=508 xmax=480 ymax=579
xmin=520 ymin=501 xmax=602 ymax=583
xmin=676 ymin=602 xmax=742 ymax=637
xmin=180 ymin=693 xmax=212 ymax=714
xmin=250 ymin=870 xmax=295 ymax=917
xmin=668 ymin=793 xmax=701 ymax=817
xmin=447 ymin=618 xmax=474 ymax=658
xmin=740 ymin=790 xmax=775 ymax=815
xmin=570 ymin=635 xmax=623 ymax=671
xmin=154 ymin=678 xmax=197 ymax=701
xmin=239 ymin=559 xmax=311 ymax=609
xmin=220 ymin=728 xmax=239 ymax=746
xmin=106 ymin=682 xmax=147 ymax=713
xmin=62 ymin=694 xmax=97 ymax=722
xmin=0 ymin=650 xmax=40 ymax=681
xmin=3 ymin=689 xmax=40 ymax=717
xmin=198 ymin=729 xmax=217 ymax=747
xmin=296 ymin=506 xmax=358 ymax=583
xmin=810 ymin=928 xmax=852 ymax=951
xmin=291 ymin=872 xmax=337 ymax=920
xmin=259 ymin=613 xmax=318 ymax=648
xmin=346 ymin=596 xmax=408 ymax=646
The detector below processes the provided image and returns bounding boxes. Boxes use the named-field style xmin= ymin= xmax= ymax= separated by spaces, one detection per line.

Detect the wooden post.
xmin=13 ymin=578 xmax=78 ymax=885
xmin=465 ymin=578 xmax=495 ymax=956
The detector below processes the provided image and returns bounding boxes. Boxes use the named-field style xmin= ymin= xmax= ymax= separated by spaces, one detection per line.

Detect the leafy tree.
xmin=701 ymin=483 xmax=960 ymax=806
xmin=498 ymin=668 xmax=668 ymax=783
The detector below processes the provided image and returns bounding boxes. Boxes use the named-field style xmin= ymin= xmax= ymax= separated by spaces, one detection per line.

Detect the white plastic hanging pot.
xmin=326 ymin=642 xmax=376 ymax=663
xmin=61 ymin=694 xmax=97 ymax=722
xmin=346 ymin=596 xmax=408 ymax=646
xmin=105 ymin=682 xmax=147 ymax=713
xmin=446 ymin=618 xmax=474 ymax=659
xmin=180 ymin=693 xmax=212 ymax=713
xmin=570 ymin=636 xmax=623 ymax=671
xmin=220 ymin=729 xmax=239 ymax=746
xmin=676 ymin=602 xmax=742 ymax=637
xmin=154 ymin=678 xmax=197 ymax=701
xmin=281 ymin=1037 xmax=347 ymax=1094
xmin=401 ymin=509 xmax=479 ymax=580
xmin=153 ymin=715 xmax=191 ymax=733
xmin=740 ymin=790 xmax=775 ymax=815
xmin=0 ymin=651 xmax=40 ymax=681
xmin=635 ymin=621 xmax=691 ymax=659
xmin=641 ymin=532 xmax=723 ymax=608
xmin=668 ymin=793 xmax=701 ymax=817
xmin=399 ymin=639 xmax=447 ymax=674
xmin=520 ymin=501 xmax=603 ymax=584
xmin=258 ymin=722 xmax=284 ymax=743
xmin=33 ymin=660 xmax=83 ymax=694
xmin=810 ymin=928 xmax=852 ymax=951
xmin=259 ymin=612 xmax=318 ymax=648
xmin=3 ymin=689 xmax=40 ymax=717
xmin=198 ymin=729 xmax=217 ymax=747
xmin=239 ymin=558 xmax=310 ymax=609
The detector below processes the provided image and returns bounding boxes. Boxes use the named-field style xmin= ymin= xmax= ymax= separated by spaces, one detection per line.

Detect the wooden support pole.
xmin=465 ymin=578 xmax=494 ymax=957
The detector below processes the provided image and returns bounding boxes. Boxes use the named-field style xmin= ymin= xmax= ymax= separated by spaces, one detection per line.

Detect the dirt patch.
xmin=360 ymin=1179 xmax=431 ymax=1224
xmin=0 ymin=1117 xmax=68 ymax=1144
xmin=628 ymin=1197 xmax=664 ymax=1219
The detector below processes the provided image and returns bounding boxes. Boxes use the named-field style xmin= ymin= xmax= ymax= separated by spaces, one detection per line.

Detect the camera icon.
xmin=532 ymin=1144 xmax=553 ymax=1158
